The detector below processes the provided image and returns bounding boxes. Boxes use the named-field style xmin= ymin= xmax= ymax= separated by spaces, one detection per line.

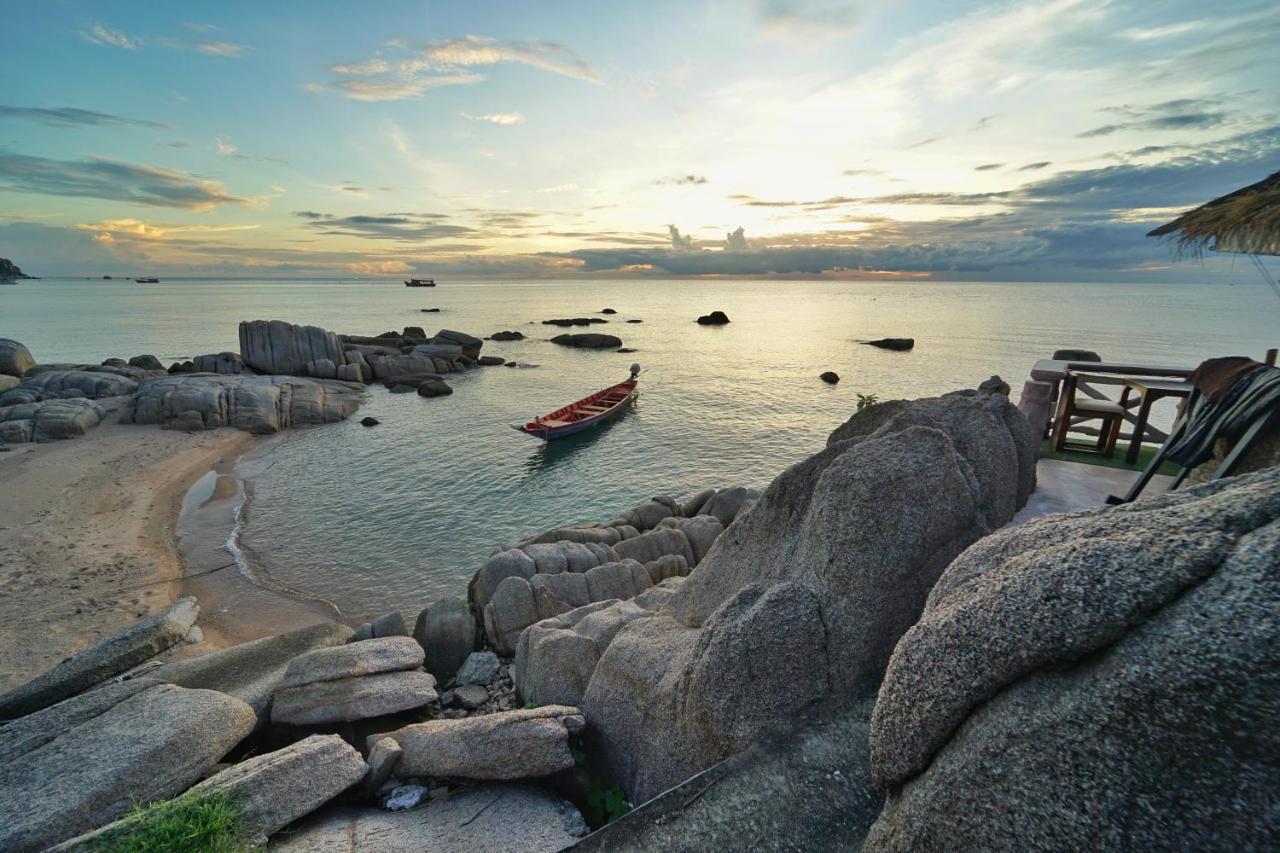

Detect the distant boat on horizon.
xmin=135 ymin=276 xmax=160 ymax=283
xmin=405 ymin=278 xmax=437 ymax=287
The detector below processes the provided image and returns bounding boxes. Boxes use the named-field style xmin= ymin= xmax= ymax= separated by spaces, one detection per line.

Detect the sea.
xmin=3 ymin=276 xmax=1277 ymax=619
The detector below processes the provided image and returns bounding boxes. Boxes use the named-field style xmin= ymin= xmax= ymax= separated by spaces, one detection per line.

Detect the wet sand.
xmin=0 ymin=408 xmax=261 ymax=692
xmin=174 ymin=432 xmax=342 ymax=650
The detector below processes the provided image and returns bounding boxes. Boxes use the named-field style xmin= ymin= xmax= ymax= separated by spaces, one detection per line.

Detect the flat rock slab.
xmin=0 ymin=597 xmax=199 ymax=719
xmin=0 ymin=682 xmax=255 ymax=852
xmin=376 ymin=705 xmax=583 ymax=781
xmin=273 ymin=670 xmax=437 ymax=726
xmin=272 ymin=783 xmax=588 ymax=852
xmin=153 ymin=622 xmax=353 ymax=724
xmin=281 ymin=636 xmax=424 ymax=689
xmin=55 ymin=734 xmax=368 ymax=850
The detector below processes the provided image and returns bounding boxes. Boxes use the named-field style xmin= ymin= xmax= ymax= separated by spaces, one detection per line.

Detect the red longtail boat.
xmin=516 ymin=372 xmax=640 ymax=440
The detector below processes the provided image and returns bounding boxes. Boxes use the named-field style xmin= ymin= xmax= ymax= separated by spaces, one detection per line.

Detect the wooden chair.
xmin=1051 ymin=372 xmax=1124 ymax=457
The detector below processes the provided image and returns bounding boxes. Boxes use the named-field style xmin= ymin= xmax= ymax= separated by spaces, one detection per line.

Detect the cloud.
xmin=1018 ymin=161 xmax=1051 ymax=170
xmin=0 ymin=151 xmax=249 ymax=210
xmin=975 ymin=163 xmax=1003 ymax=171
xmin=725 ymin=226 xmax=749 ymax=251
xmin=656 ymin=174 xmax=708 ymax=186
xmin=182 ymin=22 xmax=224 ymax=33
xmin=1078 ymin=99 xmax=1231 ymax=137
xmin=320 ymin=73 xmax=484 ymax=102
xmin=350 ymin=260 xmax=412 ymax=275
xmin=0 ymin=105 xmax=169 ymax=129
xmin=903 ymin=135 xmax=941 ymax=149
xmin=668 ymin=225 xmax=695 ymax=250
xmin=756 ymin=0 xmax=867 ymax=41
xmin=318 ymin=35 xmax=599 ymax=101
xmin=194 ymin=41 xmax=247 ymax=58
xmin=461 ymin=111 xmax=525 ymax=125
xmin=843 ymin=168 xmax=888 ymax=177
xmin=423 ymin=35 xmax=600 ymax=83
xmin=80 ymin=23 xmax=139 ymax=50
xmin=538 ymin=183 xmax=580 ymax=193
xmin=325 ymin=181 xmax=396 ymax=195
xmin=300 ymin=212 xmax=478 ymax=242
xmin=74 ymin=218 xmax=260 ymax=241
xmin=213 ymin=135 xmax=238 ymax=156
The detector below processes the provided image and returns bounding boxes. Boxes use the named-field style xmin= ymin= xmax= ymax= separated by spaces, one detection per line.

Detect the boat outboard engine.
xmin=630 ymin=362 xmax=642 ymax=380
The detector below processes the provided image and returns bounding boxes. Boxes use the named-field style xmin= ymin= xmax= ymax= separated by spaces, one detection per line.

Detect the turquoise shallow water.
xmin=3 ymin=277 xmax=1277 ymax=619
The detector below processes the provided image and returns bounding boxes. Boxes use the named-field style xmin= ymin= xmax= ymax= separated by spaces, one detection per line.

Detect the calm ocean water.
xmin=4 ymin=277 xmax=1277 ymax=619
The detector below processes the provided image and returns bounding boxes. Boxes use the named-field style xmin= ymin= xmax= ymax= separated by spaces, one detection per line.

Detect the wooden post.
xmin=1266 ymin=348 xmax=1277 ymax=367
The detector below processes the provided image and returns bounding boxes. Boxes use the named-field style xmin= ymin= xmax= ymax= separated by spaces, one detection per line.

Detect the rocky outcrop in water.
xmin=239 ymin=320 xmax=349 ymax=375
xmin=192 ymin=351 xmax=247 ymax=374
xmin=550 ymin=332 xmax=622 ymax=349
xmin=864 ymin=337 xmax=914 ymax=351
xmin=695 ymin=311 xmax=730 ymax=325
xmin=122 ymin=373 xmax=364 ymax=434
xmin=864 ymin=466 xmax=1280 ymax=850
xmin=0 ymin=338 xmax=36 ymax=376
xmin=0 ymin=258 xmax=33 ymax=279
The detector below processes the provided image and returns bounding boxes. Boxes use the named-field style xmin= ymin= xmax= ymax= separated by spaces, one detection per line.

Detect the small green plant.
xmin=856 ymin=393 xmax=880 ymax=413
xmin=583 ymin=785 xmax=632 ymax=828
xmin=88 ymin=791 xmax=247 ymax=853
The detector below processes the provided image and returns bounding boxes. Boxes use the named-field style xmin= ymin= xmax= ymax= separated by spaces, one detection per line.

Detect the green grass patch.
xmin=87 ymin=791 xmax=247 ymax=853
xmin=1040 ymin=438 xmax=1179 ymax=476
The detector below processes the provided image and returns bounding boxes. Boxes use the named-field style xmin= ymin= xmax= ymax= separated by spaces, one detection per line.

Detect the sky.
xmin=1 ymin=0 xmax=1277 ymax=280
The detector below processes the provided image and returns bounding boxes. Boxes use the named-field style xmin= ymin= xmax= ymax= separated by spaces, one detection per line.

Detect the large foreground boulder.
xmin=575 ymin=383 xmax=1036 ymax=801
xmin=0 ymin=597 xmax=199 ymax=719
xmin=575 ymin=698 xmax=881 ymax=852
xmin=239 ymin=320 xmax=348 ymax=375
xmin=0 ymin=338 xmax=35 ymax=377
xmin=864 ymin=466 xmax=1280 ymax=850
xmin=0 ymin=682 xmax=255 ymax=851
xmin=0 ymin=397 xmax=107 ymax=443
xmin=375 ymin=705 xmax=584 ymax=780
xmin=123 ymin=373 xmax=363 ymax=434
xmin=274 ymin=784 xmax=588 ymax=852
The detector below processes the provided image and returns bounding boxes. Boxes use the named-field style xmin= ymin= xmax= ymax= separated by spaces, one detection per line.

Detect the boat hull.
xmin=517 ymin=380 xmax=638 ymax=441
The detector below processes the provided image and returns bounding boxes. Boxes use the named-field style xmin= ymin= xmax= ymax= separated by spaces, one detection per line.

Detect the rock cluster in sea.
xmin=0 ymin=321 xmax=497 ymax=444
xmin=1 ymin=378 xmax=1275 ymax=851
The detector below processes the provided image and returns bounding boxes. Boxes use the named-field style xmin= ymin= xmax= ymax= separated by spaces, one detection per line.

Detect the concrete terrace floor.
xmin=1010 ymin=458 xmax=1173 ymax=525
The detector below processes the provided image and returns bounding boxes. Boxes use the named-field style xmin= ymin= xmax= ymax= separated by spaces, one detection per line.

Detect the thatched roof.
xmin=1148 ymin=170 xmax=1280 ymax=257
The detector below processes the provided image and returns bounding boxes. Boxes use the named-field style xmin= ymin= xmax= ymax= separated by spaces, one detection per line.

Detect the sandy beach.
xmin=0 ymin=407 xmax=261 ymax=692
